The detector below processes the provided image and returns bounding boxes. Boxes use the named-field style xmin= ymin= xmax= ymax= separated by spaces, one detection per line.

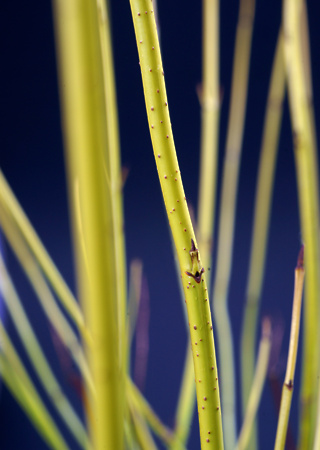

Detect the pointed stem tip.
xmin=296 ymin=245 xmax=304 ymax=270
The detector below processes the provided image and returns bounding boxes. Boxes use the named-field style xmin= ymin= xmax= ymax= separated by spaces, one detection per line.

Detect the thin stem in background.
xmin=0 ymin=322 xmax=69 ymax=450
xmin=127 ymin=259 xmax=143 ymax=352
xmin=173 ymin=0 xmax=220 ymax=441
xmin=236 ymin=318 xmax=272 ymax=450
xmin=197 ymin=0 xmax=220 ymax=275
xmin=0 ymin=254 xmax=89 ymax=448
xmin=0 ymin=171 xmax=90 ymax=345
xmin=212 ymin=0 xmax=255 ymax=447
xmin=283 ymin=0 xmax=320 ymax=447
xmin=0 ymin=202 xmax=94 ymax=396
xmin=240 ymin=29 xmax=286 ymax=447
xmin=133 ymin=276 xmax=150 ymax=392
xmin=274 ymin=247 xmax=305 ymax=450
xmin=128 ymin=397 xmax=158 ymax=450
xmin=171 ymin=344 xmax=196 ymax=449
xmin=128 ymin=1 xmax=224 ymax=447
xmin=96 ymin=0 xmax=127 ymax=408
xmin=300 ymin=2 xmax=318 ymax=168
xmin=52 ymin=0 xmax=123 ymax=447
xmin=127 ymin=378 xmax=174 ymax=447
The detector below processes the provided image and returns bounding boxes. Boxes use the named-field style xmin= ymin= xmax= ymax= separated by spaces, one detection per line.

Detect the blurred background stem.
xmin=52 ymin=0 xmax=123 ymax=447
xmin=283 ymin=0 xmax=320 ymax=447
xmin=240 ymin=29 xmax=285 ymax=449
xmin=212 ymin=0 xmax=255 ymax=447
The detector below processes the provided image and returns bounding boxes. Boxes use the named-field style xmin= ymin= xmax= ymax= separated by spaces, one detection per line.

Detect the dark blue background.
xmin=1 ymin=0 xmax=319 ymax=448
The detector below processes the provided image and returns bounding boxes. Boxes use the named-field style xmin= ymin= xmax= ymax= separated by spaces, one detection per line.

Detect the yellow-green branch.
xmin=240 ymin=29 xmax=285 ymax=443
xmin=128 ymin=1 xmax=223 ymax=447
xmin=52 ymin=0 xmax=123 ymax=447
xmin=283 ymin=0 xmax=320 ymax=447
xmin=236 ymin=318 xmax=271 ymax=450
xmin=0 ymin=171 xmax=89 ymax=344
xmin=274 ymin=247 xmax=305 ymax=450
xmin=197 ymin=0 xmax=220 ymax=273
xmin=212 ymin=0 xmax=255 ymax=447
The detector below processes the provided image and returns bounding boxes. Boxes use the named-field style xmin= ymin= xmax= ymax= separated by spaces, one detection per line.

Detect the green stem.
xmin=283 ymin=1 xmax=320 ymax=447
xmin=212 ymin=0 xmax=255 ymax=447
xmin=128 ymin=1 xmax=223 ymax=447
xmin=0 ymin=254 xmax=89 ymax=449
xmin=0 ymin=171 xmax=90 ymax=344
xmin=0 ymin=202 xmax=94 ymax=396
xmin=0 ymin=323 xmax=69 ymax=450
xmin=240 ymin=29 xmax=285 ymax=445
xmin=52 ymin=0 xmax=123 ymax=447
xmin=96 ymin=0 xmax=127 ymax=407
xmin=274 ymin=248 xmax=304 ymax=450
xmin=197 ymin=0 xmax=220 ymax=275
xmin=127 ymin=378 xmax=174 ymax=446
xmin=171 ymin=345 xmax=196 ymax=449
xmin=236 ymin=318 xmax=271 ymax=450
xmin=173 ymin=0 xmax=220 ymax=441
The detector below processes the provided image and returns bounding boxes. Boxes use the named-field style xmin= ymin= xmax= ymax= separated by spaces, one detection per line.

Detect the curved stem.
xmin=128 ymin=1 xmax=224 ymax=447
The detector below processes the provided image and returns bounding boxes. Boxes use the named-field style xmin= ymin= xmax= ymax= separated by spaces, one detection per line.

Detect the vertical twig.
xmin=274 ymin=247 xmax=305 ymax=450
xmin=52 ymin=0 xmax=123 ymax=447
xmin=197 ymin=0 xmax=220 ymax=274
xmin=236 ymin=318 xmax=272 ymax=450
xmin=212 ymin=0 xmax=255 ymax=447
xmin=128 ymin=1 xmax=224 ymax=447
xmin=240 ymin=29 xmax=285 ymax=447
xmin=283 ymin=0 xmax=320 ymax=446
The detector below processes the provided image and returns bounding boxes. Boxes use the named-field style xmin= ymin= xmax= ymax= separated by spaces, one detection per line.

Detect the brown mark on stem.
xmin=285 ymin=379 xmax=294 ymax=391
xmin=185 ymin=239 xmax=205 ymax=283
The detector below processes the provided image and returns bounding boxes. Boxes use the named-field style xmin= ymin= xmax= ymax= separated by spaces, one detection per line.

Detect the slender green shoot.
xmin=96 ymin=0 xmax=127 ymax=401
xmin=274 ymin=247 xmax=305 ymax=450
xmin=127 ymin=259 xmax=143 ymax=351
xmin=171 ymin=345 xmax=196 ymax=449
xmin=197 ymin=0 xmax=220 ymax=274
xmin=128 ymin=398 xmax=157 ymax=450
xmin=0 ymin=171 xmax=90 ymax=345
xmin=240 ymin=29 xmax=285 ymax=446
xmin=212 ymin=0 xmax=255 ymax=447
xmin=0 ymin=323 xmax=69 ymax=450
xmin=128 ymin=1 xmax=223 ymax=447
xmin=300 ymin=2 xmax=318 ymax=162
xmin=0 ymin=254 xmax=89 ymax=449
xmin=52 ymin=0 xmax=123 ymax=446
xmin=283 ymin=0 xmax=320 ymax=446
xmin=173 ymin=1 xmax=220 ymax=442
xmin=236 ymin=318 xmax=272 ymax=450
xmin=0 ymin=202 xmax=94 ymax=396
xmin=313 ymin=377 xmax=320 ymax=450
xmin=127 ymin=378 xmax=174 ymax=446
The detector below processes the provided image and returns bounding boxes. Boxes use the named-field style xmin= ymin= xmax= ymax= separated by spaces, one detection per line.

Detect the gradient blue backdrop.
xmin=1 ymin=0 xmax=319 ymax=448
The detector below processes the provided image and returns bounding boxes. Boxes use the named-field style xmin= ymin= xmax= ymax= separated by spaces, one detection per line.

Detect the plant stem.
xmin=127 ymin=378 xmax=174 ymax=446
xmin=212 ymin=0 xmax=255 ymax=447
xmin=274 ymin=247 xmax=305 ymax=450
xmin=0 ymin=202 xmax=93 ymax=396
xmin=52 ymin=0 xmax=123 ymax=447
xmin=172 ymin=345 xmax=196 ymax=449
xmin=283 ymin=1 xmax=320 ymax=447
xmin=197 ymin=0 xmax=220 ymax=275
xmin=240 ymin=29 xmax=285 ymax=444
xmin=173 ymin=0 xmax=220 ymax=440
xmin=0 ymin=171 xmax=89 ymax=344
xmin=0 ymin=254 xmax=89 ymax=449
xmin=0 ymin=322 xmax=69 ymax=450
xmin=128 ymin=1 xmax=224 ymax=447
xmin=236 ymin=318 xmax=271 ymax=450
xmin=96 ymin=0 xmax=127 ymax=401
